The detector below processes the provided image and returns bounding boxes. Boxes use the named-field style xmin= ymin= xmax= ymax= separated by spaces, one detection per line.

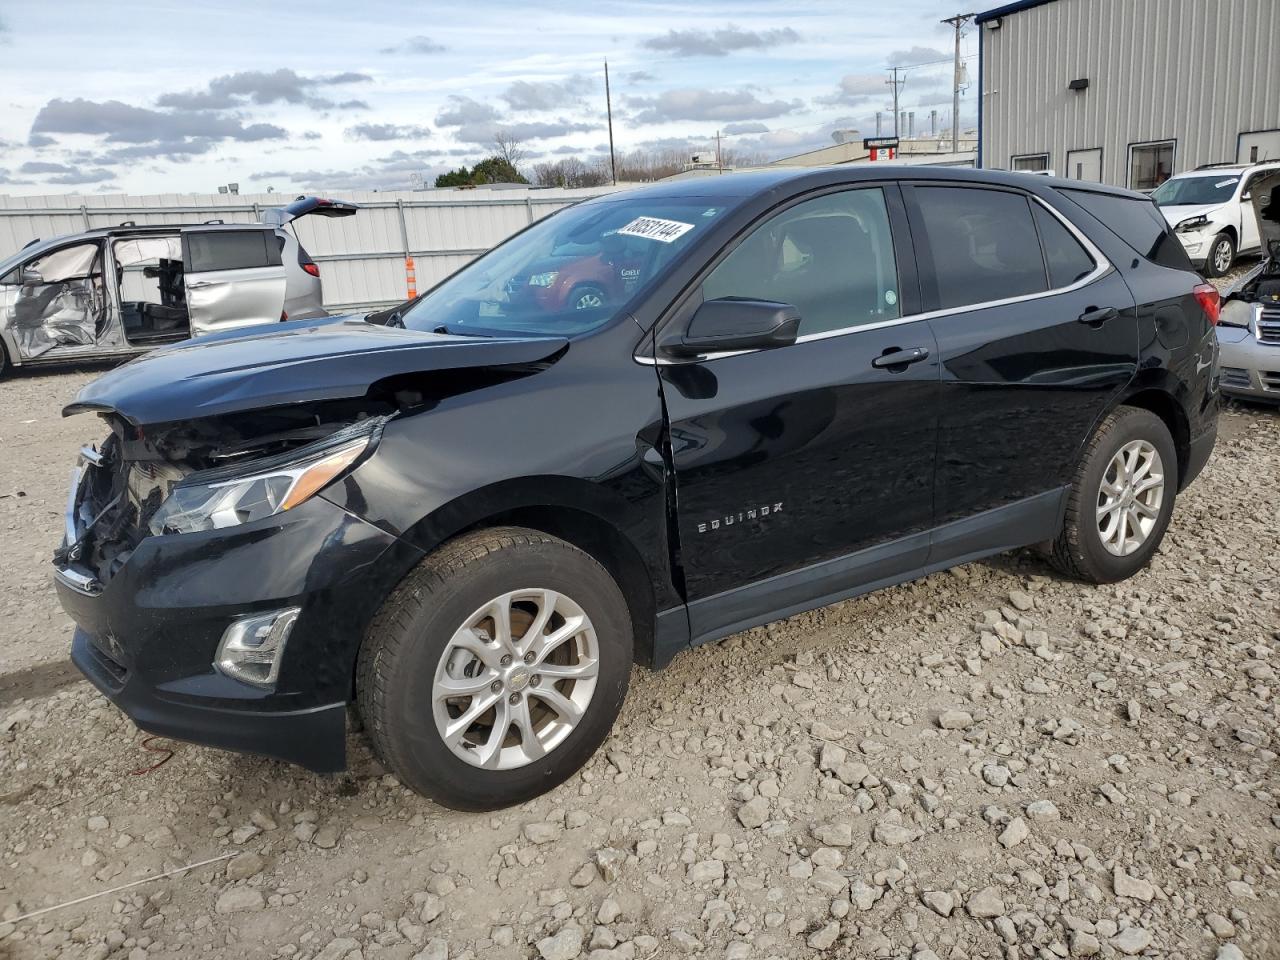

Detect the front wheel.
xmin=1203 ymin=232 xmax=1235 ymax=278
xmin=568 ymin=283 xmax=607 ymax=311
xmin=1050 ymin=407 xmax=1178 ymax=584
xmin=356 ymin=527 xmax=632 ymax=810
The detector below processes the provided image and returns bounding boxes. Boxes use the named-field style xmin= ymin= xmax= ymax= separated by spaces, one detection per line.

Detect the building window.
xmin=1129 ymin=140 xmax=1175 ymax=191
xmin=1011 ymin=154 xmax=1049 ymax=172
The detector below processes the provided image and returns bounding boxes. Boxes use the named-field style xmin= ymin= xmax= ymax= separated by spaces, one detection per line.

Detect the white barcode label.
xmin=616 ymin=216 xmax=696 ymax=243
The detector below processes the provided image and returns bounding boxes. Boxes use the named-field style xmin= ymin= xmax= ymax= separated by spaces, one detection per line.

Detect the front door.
xmin=902 ymin=183 xmax=1137 ymax=542
xmin=182 ymin=228 xmax=286 ymax=337
xmin=658 ymin=185 xmax=940 ymax=641
xmin=1066 ymin=148 xmax=1103 ymax=183
xmin=1 ymin=241 xmax=106 ymax=360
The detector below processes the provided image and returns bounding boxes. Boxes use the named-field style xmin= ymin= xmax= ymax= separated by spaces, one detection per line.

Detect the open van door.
xmin=261 ymin=196 xmax=360 ymax=228
xmin=181 ymin=227 xmax=287 ymax=337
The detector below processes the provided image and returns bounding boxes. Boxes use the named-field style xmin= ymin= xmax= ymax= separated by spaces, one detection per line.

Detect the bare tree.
xmin=492 ymin=131 xmax=528 ymax=174
xmin=532 ymin=157 xmax=609 ymax=189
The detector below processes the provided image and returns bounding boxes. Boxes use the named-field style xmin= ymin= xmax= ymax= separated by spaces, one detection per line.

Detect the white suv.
xmin=1153 ymin=161 xmax=1280 ymax=278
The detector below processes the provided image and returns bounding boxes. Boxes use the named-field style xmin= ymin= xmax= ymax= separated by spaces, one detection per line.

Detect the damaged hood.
xmin=64 ymin=316 xmax=567 ymax=425
xmin=1250 ymin=171 xmax=1280 ymax=258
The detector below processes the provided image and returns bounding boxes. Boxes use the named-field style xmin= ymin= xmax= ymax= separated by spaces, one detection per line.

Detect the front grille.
xmin=1220 ymin=366 xmax=1252 ymax=389
xmin=1258 ymin=305 xmax=1280 ymax=345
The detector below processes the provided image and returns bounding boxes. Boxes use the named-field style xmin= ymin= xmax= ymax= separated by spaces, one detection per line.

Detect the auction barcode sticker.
xmin=617 ymin=216 xmax=696 ymax=243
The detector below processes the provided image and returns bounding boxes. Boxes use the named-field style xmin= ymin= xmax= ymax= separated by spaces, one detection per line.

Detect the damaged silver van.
xmin=0 ymin=196 xmax=358 ymax=376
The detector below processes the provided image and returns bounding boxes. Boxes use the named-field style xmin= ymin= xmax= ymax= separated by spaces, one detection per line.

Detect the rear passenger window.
xmin=914 ymin=187 xmax=1047 ymax=310
xmin=1059 ymin=189 xmax=1192 ymax=270
xmin=1032 ymin=205 xmax=1096 ymax=287
xmin=186 ymin=231 xmax=280 ymax=273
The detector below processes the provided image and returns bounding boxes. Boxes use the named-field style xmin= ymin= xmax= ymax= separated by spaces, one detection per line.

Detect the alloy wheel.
xmin=431 ymin=588 xmax=600 ymax=769
xmin=1096 ymin=439 xmax=1165 ymax=557
xmin=574 ymin=290 xmax=604 ymax=309
xmin=1213 ymin=239 xmax=1232 ymax=274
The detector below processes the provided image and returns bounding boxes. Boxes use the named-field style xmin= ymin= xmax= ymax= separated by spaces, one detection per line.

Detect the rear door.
xmin=902 ymin=183 xmax=1137 ymax=545
xmin=658 ymin=185 xmax=940 ymax=641
xmin=262 ymin=196 xmax=360 ymax=227
xmin=181 ymin=228 xmax=286 ymax=336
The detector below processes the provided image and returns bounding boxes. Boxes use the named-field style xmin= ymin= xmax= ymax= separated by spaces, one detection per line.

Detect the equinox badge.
xmin=697 ymin=502 xmax=783 ymax=534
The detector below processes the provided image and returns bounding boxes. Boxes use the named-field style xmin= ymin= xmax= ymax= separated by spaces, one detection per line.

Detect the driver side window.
xmin=701 ymin=188 xmax=902 ymax=337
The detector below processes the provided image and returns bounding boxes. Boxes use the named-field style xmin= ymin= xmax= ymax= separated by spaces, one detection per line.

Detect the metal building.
xmin=976 ymin=0 xmax=1280 ymax=188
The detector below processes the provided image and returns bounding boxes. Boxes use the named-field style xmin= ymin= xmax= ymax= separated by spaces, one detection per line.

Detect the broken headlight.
xmin=1175 ymin=215 xmax=1210 ymax=233
xmin=147 ymin=419 xmax=384 ymax=536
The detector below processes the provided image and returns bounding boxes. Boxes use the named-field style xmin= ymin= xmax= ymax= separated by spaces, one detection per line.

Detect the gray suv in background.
xmin=0 ymin=196 xmax=358 ymax=376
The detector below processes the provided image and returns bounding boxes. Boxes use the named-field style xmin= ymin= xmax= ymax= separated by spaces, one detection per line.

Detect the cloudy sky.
xmin=0 ymin=0 xmax=979 ymax=196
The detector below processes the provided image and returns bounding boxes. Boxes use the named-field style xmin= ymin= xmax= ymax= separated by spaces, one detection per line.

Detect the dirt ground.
xmin=1 ymin=361 xmax=1278 ymax=960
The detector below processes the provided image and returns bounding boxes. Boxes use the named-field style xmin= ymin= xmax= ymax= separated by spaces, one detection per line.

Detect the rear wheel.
xmin=1050 ymin=407 xmax=1177 ymax=583
xmin=0 ymin=340 xmax=7 ymax=379
xmin=1204 ymin=232 xmax=1235 ymax=278
xmin=357 ymin=527 xmax=632 ymax=810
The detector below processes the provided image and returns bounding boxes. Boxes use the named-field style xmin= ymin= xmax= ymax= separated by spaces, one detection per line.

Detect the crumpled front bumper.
xmin=54 ymin=477 xmax=423 ymax=773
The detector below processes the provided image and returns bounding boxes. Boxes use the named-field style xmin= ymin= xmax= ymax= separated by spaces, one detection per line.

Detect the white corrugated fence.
xmin=0 ymin=186 xmax=624 ymax=313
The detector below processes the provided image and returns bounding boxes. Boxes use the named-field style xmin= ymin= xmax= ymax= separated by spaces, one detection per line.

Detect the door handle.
xmin=872 ymin=346 xmax=930 ymax=370
xmin=1077 ymin=306 xmax=1118 ymax=326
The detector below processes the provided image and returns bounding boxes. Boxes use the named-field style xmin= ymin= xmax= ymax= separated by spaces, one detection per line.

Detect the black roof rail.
xmin=21 ymin=237 xmax=40 ymax=249
xmin=1194 ymin=161 xmax=1249 ymax=170
xmin=119 ymin=220 xmax=137 ymax=226
xmin=203 ymin=218 xmax=225 ymax=224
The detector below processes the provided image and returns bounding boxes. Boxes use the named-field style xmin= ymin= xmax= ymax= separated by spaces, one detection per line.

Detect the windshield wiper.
xmin=433 ymin=324 xmax=491 ymax=338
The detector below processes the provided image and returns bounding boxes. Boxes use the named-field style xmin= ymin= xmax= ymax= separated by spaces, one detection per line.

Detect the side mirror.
xmin=1242 ymin=192 xmax=1252 ymax=201
xmin=661 ymin=297 xmax=800 ymax=358
xmin=21 ymin=267 xmax=43 ymax=285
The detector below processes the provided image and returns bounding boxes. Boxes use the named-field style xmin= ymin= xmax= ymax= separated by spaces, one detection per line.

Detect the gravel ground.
xmin=1 ymin=364 xmax=1278 ymax=960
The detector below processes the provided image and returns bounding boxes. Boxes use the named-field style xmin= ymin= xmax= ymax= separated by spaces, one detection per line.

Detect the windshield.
xmin=400 ymin=196 xmax=726 ymax=336
xmin=1152 ymin=175 xmax=1239 ymax=206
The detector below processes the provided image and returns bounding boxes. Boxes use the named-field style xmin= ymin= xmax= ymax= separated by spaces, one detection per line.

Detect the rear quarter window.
xmin=186 ymin=230 xmax=282 ymax=273
xmin=1059 ymin=189 xmax=1192 ymax=270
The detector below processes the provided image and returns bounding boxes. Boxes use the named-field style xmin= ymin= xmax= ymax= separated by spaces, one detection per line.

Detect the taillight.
xmin=280 ymin=310 xmax=288 ymax=322
xmin=1192 ymin=282 xmax=1220 ymax=326
xmin=302 ymin=262 xmax=320 ymax=278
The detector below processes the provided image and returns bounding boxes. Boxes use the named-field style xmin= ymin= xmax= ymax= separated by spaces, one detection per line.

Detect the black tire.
xmin=568 ymin=283 xmax=607 ymax=311
xmin=0 ymin=340 xmax=7 ymax=379
xmin=356 ymin=527 xmax=632 ymax=811
xmin=1050 ymin=407 xmax=1178 ymax=584
xmin=1203 ymin=232 xmax=1235 ymax=279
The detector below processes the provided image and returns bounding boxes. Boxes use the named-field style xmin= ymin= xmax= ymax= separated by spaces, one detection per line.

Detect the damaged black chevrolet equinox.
xmin=55 ymin=168 xmax=1220 ymax=810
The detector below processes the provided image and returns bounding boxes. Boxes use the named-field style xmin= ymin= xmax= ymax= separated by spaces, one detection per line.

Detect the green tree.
xmin=434 ymin=166 xmax=474 ymax=188
xmin=434 ymin=156 xmax=528 ymax=188
xmin=471 ymin=156 xmax=527 ymax=184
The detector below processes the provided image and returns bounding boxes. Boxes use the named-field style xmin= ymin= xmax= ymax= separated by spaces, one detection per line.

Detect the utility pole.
xmin=875 ymin=111 xmax=882 ymax=137
xmin=715 ymin=129 xmax=723 ymax=172
xmin=604 ymin=60 xmax=617 ymax=185
xmin=886 ymin=67 xmax=905 ymax=139
xmin=942 ymin=13 xmax=975 ymax=153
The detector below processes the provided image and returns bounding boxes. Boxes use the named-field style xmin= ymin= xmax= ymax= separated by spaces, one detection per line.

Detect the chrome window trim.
xmin=637 ymin=193 xmax=1112 ymax=366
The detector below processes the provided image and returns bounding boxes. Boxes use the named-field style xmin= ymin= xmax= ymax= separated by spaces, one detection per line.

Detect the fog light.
xmin=214 ymin=608 xmax=300 ymax=688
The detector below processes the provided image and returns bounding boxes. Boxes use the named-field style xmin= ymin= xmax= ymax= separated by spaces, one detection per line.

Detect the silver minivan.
xmin=0 ymin=196 xmax=358 ymax=376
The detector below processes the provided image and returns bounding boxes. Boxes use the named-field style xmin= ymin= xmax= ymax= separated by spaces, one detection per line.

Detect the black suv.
xmin=54 ymin=168 xmax=1220 ymax=810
